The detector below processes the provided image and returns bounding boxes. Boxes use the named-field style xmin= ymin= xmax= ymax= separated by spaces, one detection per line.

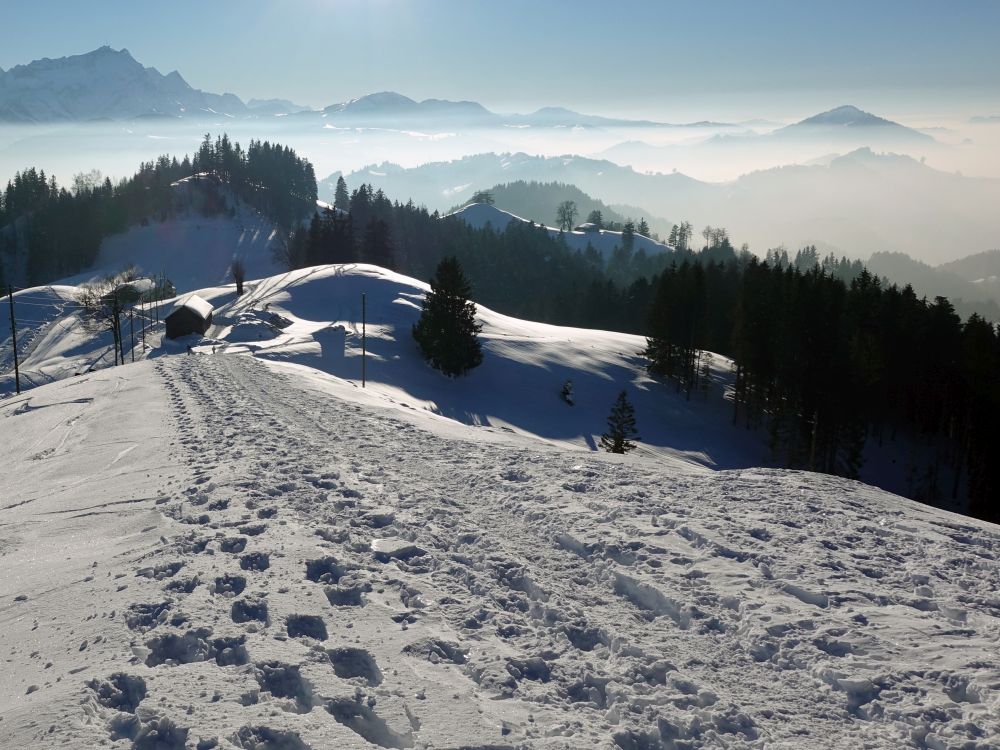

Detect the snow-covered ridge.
xmin=0 ymin=343 xmax=997 ymax=748
xmin=446 ymin=202 xmax=674 ymax=258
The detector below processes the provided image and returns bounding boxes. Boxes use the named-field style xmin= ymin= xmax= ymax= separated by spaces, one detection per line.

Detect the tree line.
xmin=3 ymin=138 xmax=996 ymax=521
xmin=0 ymin=135 xmax=315 ymax=285
xmin=644 ymin=253 xmax=999 ymax=521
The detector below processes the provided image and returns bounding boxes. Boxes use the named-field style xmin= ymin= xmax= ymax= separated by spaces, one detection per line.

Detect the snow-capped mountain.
xmin=0 ymin=46 xmax=248 ymax=122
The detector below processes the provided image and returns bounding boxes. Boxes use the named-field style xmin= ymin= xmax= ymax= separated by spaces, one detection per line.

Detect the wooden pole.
xmin=362 ymin=292 xmax=367 ymax=388
xmin=130 ymin=308 xmax=135 ymax=363
xmin=8 ymin=286 xmax=20 ymax=394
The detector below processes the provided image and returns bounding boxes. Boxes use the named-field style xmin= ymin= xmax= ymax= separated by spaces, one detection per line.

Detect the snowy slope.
xmin=447 ymin=202 xmax=674 ymax=258
xmin=0 ymin=353 xmax=997 ymax=749
xmin=190 ymin=264 xmax=764 ymax=471
xmin=63 ymin=176 xmax=286 ymax=291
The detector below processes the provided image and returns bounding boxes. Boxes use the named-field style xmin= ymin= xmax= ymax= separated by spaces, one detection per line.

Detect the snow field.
xmin=1 ymin=355 xmax=997 ymax=748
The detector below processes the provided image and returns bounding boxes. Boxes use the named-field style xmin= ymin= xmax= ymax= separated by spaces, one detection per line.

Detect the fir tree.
xmin=412 ymin=256 xmax=483 ymax=376
xmin=601 ymin=391 xmax=640 ymax=454
xmin=363 ymin=217 xmax=394 ymax=269
xmin=334 ymin=176 xmax=350 ymax=212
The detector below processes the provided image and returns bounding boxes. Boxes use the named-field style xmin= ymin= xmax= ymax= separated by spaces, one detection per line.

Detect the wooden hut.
xmin=165 ymin=295 xmax=213 ymax=339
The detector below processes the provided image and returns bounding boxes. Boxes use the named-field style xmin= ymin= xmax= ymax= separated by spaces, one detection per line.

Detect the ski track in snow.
xmin=1 ymin=354 xmax=999 ymax=749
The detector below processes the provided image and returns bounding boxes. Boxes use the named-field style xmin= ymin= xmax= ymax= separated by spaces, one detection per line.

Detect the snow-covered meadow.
xmin=0 ymin=255 xmax=998 ymax=748
xmin=1 ymin=349 xmax=998 ymax=749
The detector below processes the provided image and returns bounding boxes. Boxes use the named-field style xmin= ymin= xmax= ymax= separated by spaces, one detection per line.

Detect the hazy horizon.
xmin=4 ymin=0 xmax=1000 ymax=123
xmin=3 ymin=1 xmax=1000 ymax=266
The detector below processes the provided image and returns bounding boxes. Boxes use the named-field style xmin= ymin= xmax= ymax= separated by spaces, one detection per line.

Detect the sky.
xmin=2 ymin=0 xmax=1000 ymax=121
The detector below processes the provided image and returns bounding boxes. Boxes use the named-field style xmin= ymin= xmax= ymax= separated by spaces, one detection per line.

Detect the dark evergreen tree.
xmin=363 ymin=217 xmax=394 ymax=269
xmin=412 ymin=257 xmax=483 ymax=376
xmin=334 ymin=176 xmax=350 ymax=212
xmin=601 ymin=391 xmax=640 ymax=453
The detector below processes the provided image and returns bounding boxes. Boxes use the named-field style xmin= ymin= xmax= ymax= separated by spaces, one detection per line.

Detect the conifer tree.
xmin=412 ymin=256 xmax=483 ymax=376
xmin=601 ymin=391 xmax=640 ymax=454
xmin=334 ymin=176 xmax=350 ymax=212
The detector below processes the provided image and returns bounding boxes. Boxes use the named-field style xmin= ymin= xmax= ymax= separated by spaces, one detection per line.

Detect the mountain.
xmin=2 ymin=264 xmax=998 ymax=747
xmin=315 ymin=91 xmax=733 ymax=129
xmin=445 ymin=202 xmax=674 ymax=258
xmin=866 ymin=251 xmax=1000 ymax=322
xmin=246 ymin=98 xmax=312 ymax=116
xmin=322 ymin=153 xmax=709 ymax=216
xmin=325 ymin=148 xmax=1000 ymax=264
xmin=505 ymin=106 xmax=732 ymax=129
xmin=938 ymin=248 xmax=1000 ymax=281
xmin=774 ymin=104 xmax=935 ymax=143
xmin=0 ymin=46 xmax=248 ymax=122
xmin=450 ymin=180 xmax=674 ymax=239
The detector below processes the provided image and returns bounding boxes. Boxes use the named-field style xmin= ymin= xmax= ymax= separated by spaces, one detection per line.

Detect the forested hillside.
xmin=4 ymin=137 xmax=997 ymax=521
xmin=0 ymin=134 xmax=315 ymax=285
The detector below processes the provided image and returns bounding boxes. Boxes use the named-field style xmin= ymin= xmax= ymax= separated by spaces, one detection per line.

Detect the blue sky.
xmin=3 ymin=0 xmax=999 ymax=120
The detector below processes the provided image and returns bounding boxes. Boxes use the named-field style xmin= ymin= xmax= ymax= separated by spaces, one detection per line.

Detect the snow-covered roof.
xmin=121 ymin=278 xmax=156 ymax=293
xmin=169 ymin=294 xmax=213 ymax=321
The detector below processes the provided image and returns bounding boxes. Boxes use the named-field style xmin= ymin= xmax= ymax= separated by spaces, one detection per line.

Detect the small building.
xmin=165 ymin=295 xmax=214 ymax=339
xmin=574 ymin=222 xmax=600 ymax=233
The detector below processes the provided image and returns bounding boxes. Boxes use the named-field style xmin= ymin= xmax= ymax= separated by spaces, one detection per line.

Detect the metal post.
xmin=366 ymin=292 xmax=368 ymax=388
xmin=8 ymin=286 xmax=20 ymax=394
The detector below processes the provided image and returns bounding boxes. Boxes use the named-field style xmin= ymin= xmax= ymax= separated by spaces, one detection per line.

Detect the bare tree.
xmin=556 ymin=200 xmax=578 ymax=231
xmin=77 ymin=272 xmax=135 ymax=366
xmin=231 ymin=258 xmax=246 ymax=296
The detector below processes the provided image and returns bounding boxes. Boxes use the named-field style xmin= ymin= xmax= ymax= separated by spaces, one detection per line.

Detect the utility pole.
xmin=361 ymin=292 xmax=367 ymax=388
xmin=130 ymin=308 xmax=135 ymax=363
xmin=8 ymin=286 xmax=20 ymax=394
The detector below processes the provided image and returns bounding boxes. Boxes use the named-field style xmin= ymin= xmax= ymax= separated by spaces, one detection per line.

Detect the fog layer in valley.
xmin=3 ymin=112 xmax=1000 ymax=266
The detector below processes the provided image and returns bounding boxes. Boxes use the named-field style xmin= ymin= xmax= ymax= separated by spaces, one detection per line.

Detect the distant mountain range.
xmin=0 ymin=47 xmax=726 ymax=125
xmin=323 ymin=147 xmax=1000 ymax=264
xmin=3 ymin=47 xmax=920 ymax=134
xmin=0 ymin=47 xmax=950 ymax=152
xmin=0 ymin=46 xmax=248 ymax=121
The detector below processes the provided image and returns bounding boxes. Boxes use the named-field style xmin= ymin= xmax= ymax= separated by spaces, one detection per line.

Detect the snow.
xmin=0 ymin=46 xmax=247 ymax=122
xmin=63 ymin=208 xmax=281 ymax=296
xmin=170 ymin=294 xmax=214 ymax=322
xmin=0 ymin=352 xmax=997 ymax=748
xmin=447 ymin=202 xmax=674 ymax=258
